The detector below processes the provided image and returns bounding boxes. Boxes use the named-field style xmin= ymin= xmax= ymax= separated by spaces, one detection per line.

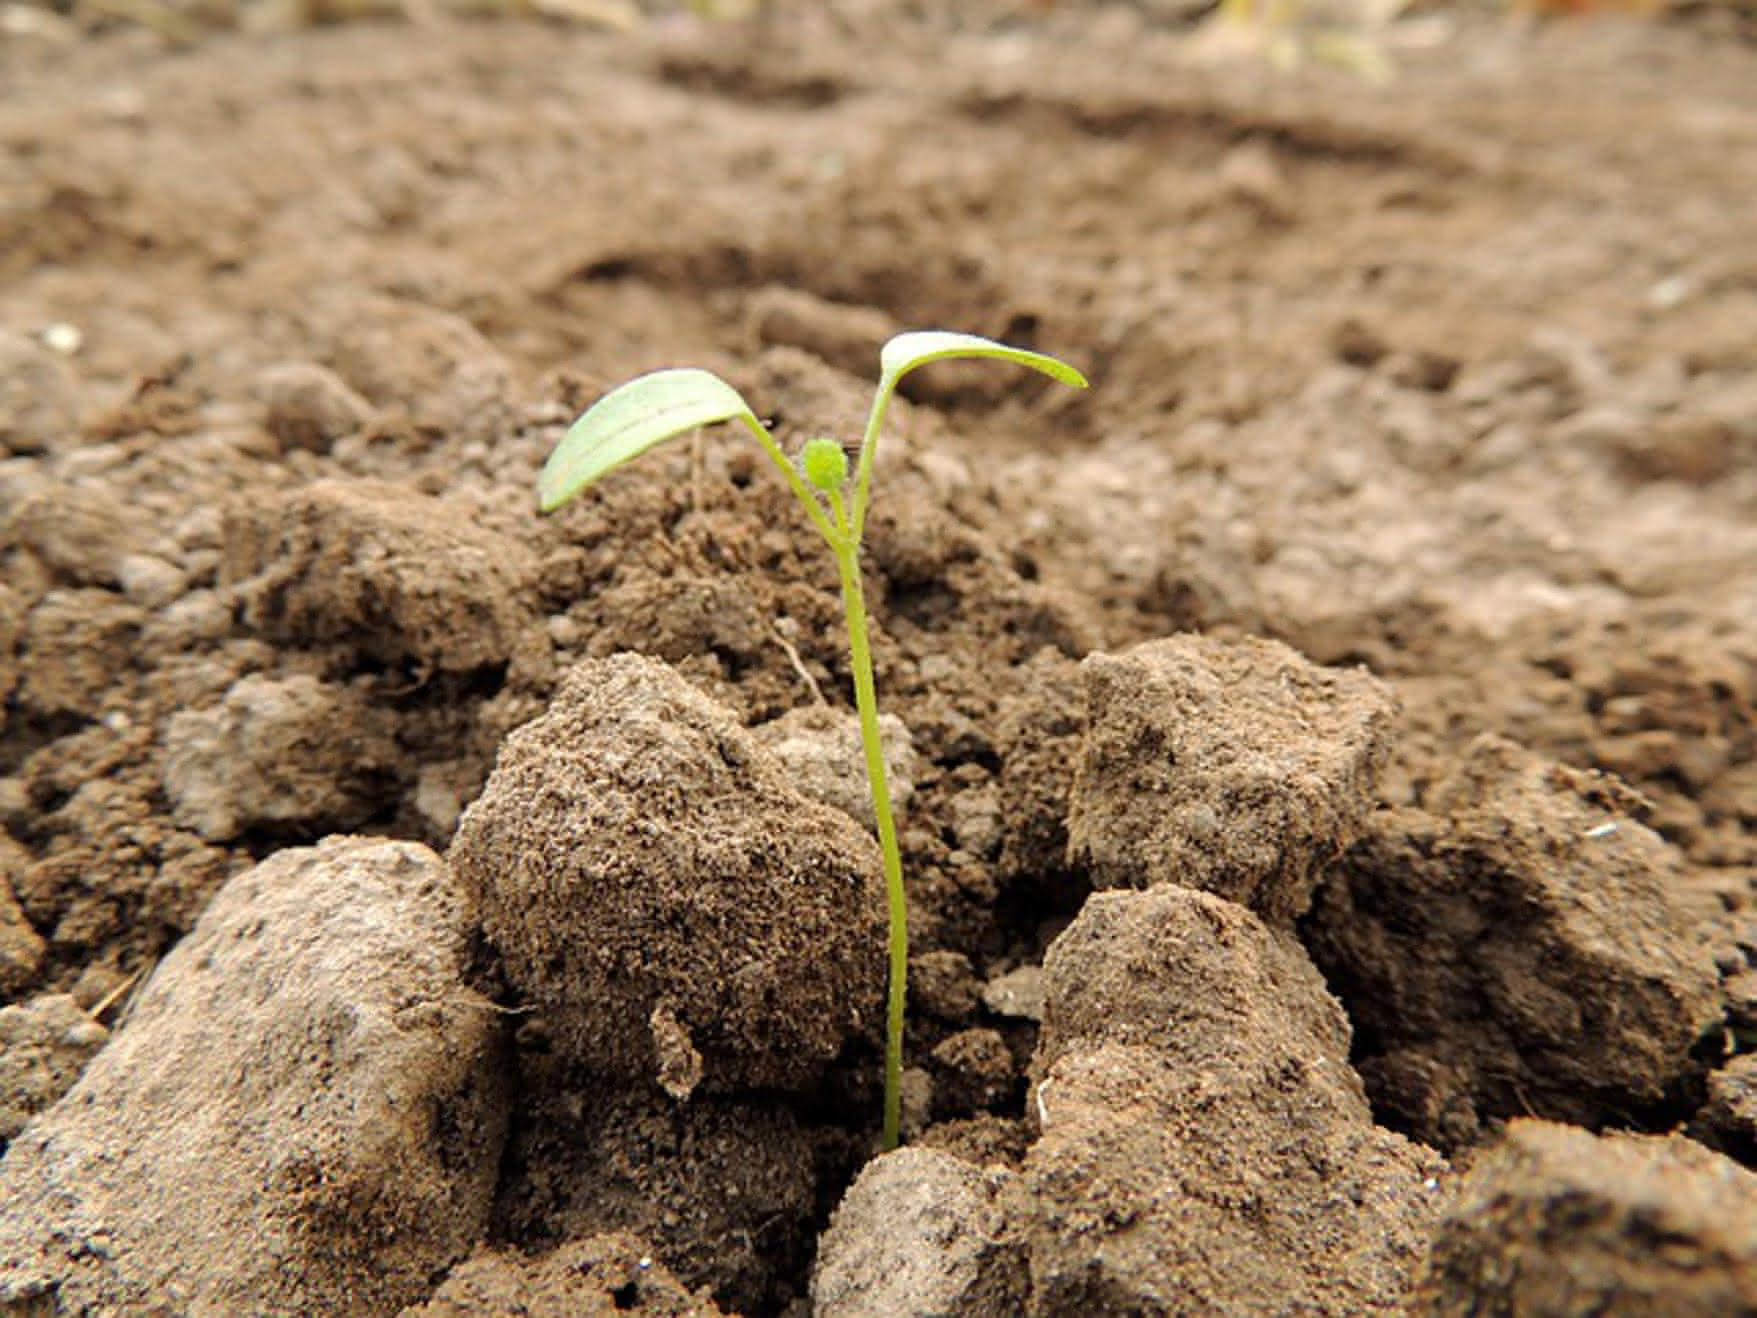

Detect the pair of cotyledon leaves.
xmin=538 ymin=330 xmax=1087 ymax=514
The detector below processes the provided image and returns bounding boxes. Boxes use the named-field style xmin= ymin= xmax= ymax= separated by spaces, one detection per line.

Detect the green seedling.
xmin=539 ymin=331 xmax=1086 ymax=1149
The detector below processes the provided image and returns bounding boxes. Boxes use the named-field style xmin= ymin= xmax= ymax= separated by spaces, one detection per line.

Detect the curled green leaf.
xmin=879 ymin=331 xmax=1089 ymax=392
xmin=538 ymin=367 xmax=759 ymax=513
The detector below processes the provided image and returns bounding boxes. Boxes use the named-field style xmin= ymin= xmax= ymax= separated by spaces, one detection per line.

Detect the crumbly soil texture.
xmin=2 ymin=3 xmax=1756 ymax=1315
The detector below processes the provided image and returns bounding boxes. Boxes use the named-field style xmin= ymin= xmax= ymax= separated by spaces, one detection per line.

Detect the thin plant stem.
xmin=849 ymin=371 xmax=899 ymax=543
xmin=738 ymin=415 xmax=840 ymax=545
xmin=827 ymin=487 xmax=908 ymax=1150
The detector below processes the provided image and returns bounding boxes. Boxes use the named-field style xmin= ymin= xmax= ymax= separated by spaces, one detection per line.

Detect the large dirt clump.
xmin=1305 ymin=734 xmax=1723 ymax=1150
xmin=1021 ymin=884 xmax=1446 ymax=1316
xmin=1067 ymin=635 xmax=1396 ymax=924
xmin=222 ymin=476 xmax=543 ymax=677
xmin=451 ymin=651 xmax=887 ymax=1098
xmin=1414 ymin=1120 xmax=1757 ymax=1315
xmin=0 ymin=837 xmax=507 ymax=1316
xmin=812 ymin=1145 xmax=1026 ymax=1318
xmin=451 ymin=653 xmax=890 ymax=1311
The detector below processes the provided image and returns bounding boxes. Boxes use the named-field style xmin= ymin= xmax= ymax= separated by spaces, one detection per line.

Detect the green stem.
xmin=849 ymin=371 xmax=899 ymax=544
xmin=739 ymin=414 xmax=840 ymax=545
xmin=827 ymin=490 xmax=907 ymax=1151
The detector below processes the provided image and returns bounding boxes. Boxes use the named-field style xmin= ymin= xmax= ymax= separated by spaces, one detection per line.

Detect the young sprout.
xmin=539 ymin=331 xmax=1087 ymax=1150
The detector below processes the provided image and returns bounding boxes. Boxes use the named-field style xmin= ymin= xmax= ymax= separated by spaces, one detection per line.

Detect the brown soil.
xmin=2 ymin=2 xmax=1756 ymax=1314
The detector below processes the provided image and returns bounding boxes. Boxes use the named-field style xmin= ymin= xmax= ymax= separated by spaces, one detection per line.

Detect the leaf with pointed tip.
xmin=879 ymin=331 xmax=1088 ymax=391
xmin=539 ymin=368 xmax=759 ymax=512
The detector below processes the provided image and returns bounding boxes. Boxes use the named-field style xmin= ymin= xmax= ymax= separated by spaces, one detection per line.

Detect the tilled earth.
xmin=1 ymin=3 xmax=1755 ymax=1314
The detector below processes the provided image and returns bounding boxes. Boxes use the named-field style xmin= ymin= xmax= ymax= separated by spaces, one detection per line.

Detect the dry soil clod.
xmin=450 ymin=652 xmax=887 ymax=1097
xmin=1067 ymin=633 xmax=1396 ymax=924
xmin=1414 ymin=1120 xmax=1757 ymax=1316
xmin=0 ymin=992 xmax=107 ymax=1144
xmin=1024 ymin=884 xmax=1446 ymax=1317
xmin=813 ymin=1145 xmax=1027 ymax=1318
xmin=752 ymin=702 xmax=919 ymax=836
xmin=0 ymin=832 xmax=47 ymax=997
xmin=222 ymin=476 xmax=543 ymax=676
xmin=400 ymin=1232 xmax=727 ymax=1318
xmin=0 ymin=837 xmax=507 ymax=1316
xmin=1306 ymin=734 xmax=1723 ymax=1151
xmin=161 ymin=671 xmax=402 ymax=841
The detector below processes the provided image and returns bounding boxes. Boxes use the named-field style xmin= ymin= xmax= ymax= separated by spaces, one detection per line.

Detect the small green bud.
xmin=801 ymin=436 xmax=849 ymax=492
